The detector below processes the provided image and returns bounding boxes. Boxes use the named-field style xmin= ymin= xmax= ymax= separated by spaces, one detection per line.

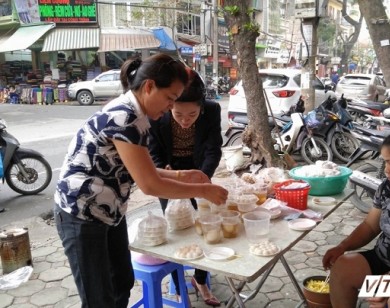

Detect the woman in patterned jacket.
xmin=322 ymin=135 xmax=390 ymax=308
xmin=54 ymin=54 xmax=228 ymax=308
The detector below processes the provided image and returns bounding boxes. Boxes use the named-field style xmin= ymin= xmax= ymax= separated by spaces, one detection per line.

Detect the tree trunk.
xmin=339 ymin=0 xmax=363 ymax=75
xmin=223 ymin=0 xmax=283 ymax=167
xmin=357 ymin=0 xmax=390 ymax=84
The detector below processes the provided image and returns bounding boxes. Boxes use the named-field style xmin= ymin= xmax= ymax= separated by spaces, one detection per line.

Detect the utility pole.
xmin=212 ymin=0 xmax=218 ymax=78
xmin=296 ymin=0 xmax=324 ymax=111
xmin=200 ymin=1 xmax=206 ymax=78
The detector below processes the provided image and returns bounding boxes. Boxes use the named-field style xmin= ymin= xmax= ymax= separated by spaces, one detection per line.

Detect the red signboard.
xmin=38 ymin=0 xmax=97 ymax=23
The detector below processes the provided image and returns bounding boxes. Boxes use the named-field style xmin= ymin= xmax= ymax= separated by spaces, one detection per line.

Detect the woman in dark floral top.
xmin=323 ymin=135 xmax=390 ymax=308
xmin=149 ymin=69 xmax=223 ymax=306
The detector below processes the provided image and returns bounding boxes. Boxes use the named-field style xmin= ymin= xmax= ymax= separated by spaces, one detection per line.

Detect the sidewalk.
xmin=0 ymin=161 xmax=372 ymax=308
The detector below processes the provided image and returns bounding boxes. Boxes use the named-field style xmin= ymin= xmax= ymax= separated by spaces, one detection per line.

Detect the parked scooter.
xmin=347 ymin=98 xmax=389 ymax=126
xmin=217 ymin=76 xmax=230 ymax=94
xmin=205 ymin=76 xmax=218 ymax=99
xmin=313 ymin=94 xmax=359 ymax=162
xmin=224 ymin=97 xmax=333 ymax=164
xmin=362 ymin=108 xmax=390 ymax=131
xmin=0 ymin=118 xmax=52 ymax=195
xmin=346 ymin=125 xmax=389 ymax=213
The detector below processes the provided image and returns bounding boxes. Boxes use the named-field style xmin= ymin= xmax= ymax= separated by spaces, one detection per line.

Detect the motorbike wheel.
xmin=227 ymin=132 xmax=251 ymax=155
xmin=331 ymin=132 xmax=360 ymax=163
xmin=300 ymin=136 xmax=333 ymax=164
xmin=5 ymin=155 xmax=52 ymax=195
xmin=349 ymin=163 xmax=381 ymax=213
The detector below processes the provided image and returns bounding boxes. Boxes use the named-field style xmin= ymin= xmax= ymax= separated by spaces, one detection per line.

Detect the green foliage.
xmin=243 ymin=22 xmax=260 ymax=34
xmin=318 ymin=18 xmax=336 ymax=44
xmin=224 ymin=5 xmax=240 ymax=16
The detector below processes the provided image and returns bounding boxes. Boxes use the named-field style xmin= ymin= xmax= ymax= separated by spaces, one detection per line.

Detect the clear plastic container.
xmin=218 ymin=210 xmax=241 ymax=238
xmin=199 ymin=214 xmax=223 ymax=244
xmin=236 ymin=194 xmax=258 ymax=213
xmin=242 ymin=211 xmax=271 ymax=244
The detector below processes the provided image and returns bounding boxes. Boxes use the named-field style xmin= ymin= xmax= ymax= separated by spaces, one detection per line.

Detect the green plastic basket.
xmin=288 ymin=166 xmax=352 ymax=196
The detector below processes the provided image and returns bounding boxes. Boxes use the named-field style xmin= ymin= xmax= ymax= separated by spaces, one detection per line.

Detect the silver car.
xmin=67 ymin=70 xmax=122 ymax=105
xmin=335 ymin=73 xmax=387 ymax=102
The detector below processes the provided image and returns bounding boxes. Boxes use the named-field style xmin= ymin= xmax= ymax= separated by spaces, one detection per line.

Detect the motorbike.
xmin=0 ymin=118 xmax=52 ymax=195
xmin=313 ymin=94 xmax=359 ymax=163
xmin=361 ymin=108 xmax=390 ymax=131
xmin=347 ymin=98 xmax=389 ymax=126
xmin=205 ymin=77 xmax=218 ymax=99
xmin=224 ymin=97 xmax=333 ymax=164
xmin=346 ymin=125 xmax=389 ymax=213
xmin=217 ymin=76 xmax=230 ymax=94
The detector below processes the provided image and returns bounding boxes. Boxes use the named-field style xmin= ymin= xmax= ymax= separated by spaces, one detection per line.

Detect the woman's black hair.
xmin=176 ymin=69 xmax=206 ymax=105
xmin=381 ymin=135 xmax=390 ymax=150
xmin=120 ymin=54 xmax=188 ymax=92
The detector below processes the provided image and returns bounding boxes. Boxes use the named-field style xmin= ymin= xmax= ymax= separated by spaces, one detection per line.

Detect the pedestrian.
xmin=322 ymin=135 xmax=390 ymax=308
xmin=331 ymin=71 xmax=339 ymax=85
xmin=54 ymin=54 xmax=228 ymax=308
xmin=148 ymin=68 xmax=222 ymax=306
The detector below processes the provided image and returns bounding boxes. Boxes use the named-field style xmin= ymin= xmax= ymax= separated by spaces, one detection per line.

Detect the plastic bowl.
xmin=288 ymin=166 xmax=352 ymax=196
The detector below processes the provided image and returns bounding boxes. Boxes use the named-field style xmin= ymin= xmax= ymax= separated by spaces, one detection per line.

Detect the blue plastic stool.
xmin=131 ymin=260 xmax=191 ymax=308
xmin=168 ymin=265 xmax=211 ymax=296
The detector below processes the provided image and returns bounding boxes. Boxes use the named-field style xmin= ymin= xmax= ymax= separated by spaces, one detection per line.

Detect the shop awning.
xmin=0 ymin=23 xmax=55 ymax=53
xmin=99 ymin=29 xmax=160 ymax=52
xmin=176 ymin=33 xmax=201 ymax=46
xmin=152 ymin=27 xmax=176 ymax=51
xmin=42 ymin=28 xmax=100 ymax=52
xmin=0 ymin=28 xmax=16 ymax=46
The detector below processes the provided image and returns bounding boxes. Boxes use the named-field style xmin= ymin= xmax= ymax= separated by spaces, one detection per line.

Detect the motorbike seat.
xmin=349 ymin=100 xmax=389 ymax=112
xmin=354 ymin=125 xmax=390 ymax=138
xmin=273 ymin=113 xmax=291 ymax=123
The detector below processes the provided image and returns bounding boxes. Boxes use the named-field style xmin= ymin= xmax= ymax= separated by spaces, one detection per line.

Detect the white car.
xmin=228 ymin=69 xmax=334 ymax=124
xmin=67 ymin=70 xmax=122 ymax=105
xmin=335 ymin=73 xmax=387 ymax=102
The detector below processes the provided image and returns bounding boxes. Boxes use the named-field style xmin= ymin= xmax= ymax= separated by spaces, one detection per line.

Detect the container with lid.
xmin=165 ymin=199 xmax=195 ymax=230
xmin=137 ymin=211 xmax=168 ymax=246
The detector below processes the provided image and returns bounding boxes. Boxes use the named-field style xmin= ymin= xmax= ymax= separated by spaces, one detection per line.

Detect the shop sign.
xmin=218 ymin=18 xmax=230 ymax=53
xmin=277 ymin=49 xmax=290 ymax=64
xmin=194 ymin=54 xmax=201 ymax=61
xmin=263 ymin=40 xmax=281 ymax=59
xmin=38 ymin=0 xmax=97 ymax=23
xmin=180 ymin=47 xmax=193 ymax=54
xmin=14 ymin=0 xmax=41 ymax=24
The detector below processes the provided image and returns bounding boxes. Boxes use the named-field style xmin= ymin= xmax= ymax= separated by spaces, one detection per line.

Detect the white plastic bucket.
xmin=222 ymin=145 xmax=245 ymax=171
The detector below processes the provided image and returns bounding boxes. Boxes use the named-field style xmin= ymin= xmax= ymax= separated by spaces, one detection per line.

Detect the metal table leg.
xmin=225 ymin=260 xmax=278 ymax=307
xmin=280 ymin=255 xmax=306 ymax=302
xmin=225 ymin=278 xmax=247 ymax=308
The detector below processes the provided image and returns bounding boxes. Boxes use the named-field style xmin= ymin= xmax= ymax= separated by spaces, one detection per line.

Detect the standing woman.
xmin=54 ymin=54 xmax=228 ymax=308
xmin=148 ymin=68 xmax=223 ymax=306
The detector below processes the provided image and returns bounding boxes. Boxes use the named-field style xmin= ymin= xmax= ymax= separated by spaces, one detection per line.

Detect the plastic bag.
xmin=0 ymin=152 xmax=3 ymax=178
xmin=0 ymin=266 xmax=33 ymax=290
xmin=305 ymin=110 xmax=322 ymax=129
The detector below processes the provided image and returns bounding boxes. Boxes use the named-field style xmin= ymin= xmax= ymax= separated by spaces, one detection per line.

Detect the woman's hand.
xmin=322 ymin=245 xmax=345 ymax=270
xmin=202 ymin=184 xmax=228 ymax=205
xmin=366 ymin=297 xmax=389 ymax=308
xmin=178 ymin=169 xmax=211 ymax=184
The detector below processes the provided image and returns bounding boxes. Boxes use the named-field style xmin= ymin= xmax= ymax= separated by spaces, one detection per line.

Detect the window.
xmin=260 ymin=74 xmax=289 ymax=88
xmin=98 ymin=74 xmax=115 ymax=82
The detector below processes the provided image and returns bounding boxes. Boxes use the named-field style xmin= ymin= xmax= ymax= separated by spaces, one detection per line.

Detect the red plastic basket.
xmin=273 ymin=180 xmax=311 ymax=210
